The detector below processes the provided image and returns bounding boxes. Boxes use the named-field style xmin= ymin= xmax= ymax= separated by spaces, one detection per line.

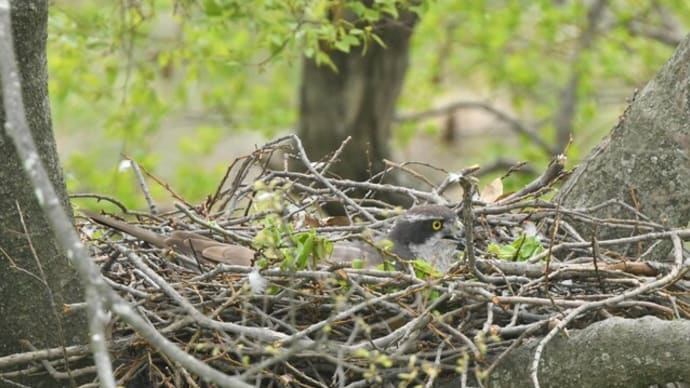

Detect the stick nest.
xmin=69 ymin=136 xmax=690 ymax=386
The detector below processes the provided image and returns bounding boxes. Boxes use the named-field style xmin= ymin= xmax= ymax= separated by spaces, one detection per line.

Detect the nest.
xmin=12 ymin=135 xmax=690 ymax=387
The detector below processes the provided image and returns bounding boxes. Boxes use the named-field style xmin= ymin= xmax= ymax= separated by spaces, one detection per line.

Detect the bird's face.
xmin=387 ymin=205 xmax=464 ymax=271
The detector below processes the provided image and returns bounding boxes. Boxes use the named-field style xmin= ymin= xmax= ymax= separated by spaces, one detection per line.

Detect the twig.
xmin=0 ymin=5 xmax=116 ymax=386
xmin=70 ymin=193 xmax=129 ymax=213
xmin=497 ymin=154 xmax=567 ymax=204
xmin=319 ymin=136 xmax=352 ymax=176
xmin=127 ymin=158 xmax=158 ymax=214
xmin=131 ymin=159 xmax=194 ymax=210
xmin=289 ymin=134 xmax=376 ymax=222
xmin=62 ymin=125 xmax=690 ymax=385
xmin=529 ymin=233 xmax=686 ymax=388
xmin=174 ymin=203 xmax=254 ymax=244
xmin=459 ymin=174 xmax=490 ymax=283
xmin=383 ymin=159 xmax=438 ymax=189
xmin=16 ymin=203 xmax=75 ymax=385
xmin=394 ymin=100 xmax=556 ymax=155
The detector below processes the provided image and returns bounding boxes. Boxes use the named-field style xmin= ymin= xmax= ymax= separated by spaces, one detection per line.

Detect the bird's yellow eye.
xmin=431 ymin=220 xmax=443 ymax=231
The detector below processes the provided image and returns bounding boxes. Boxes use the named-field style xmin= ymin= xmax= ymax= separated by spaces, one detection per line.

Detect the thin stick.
xmin=128 ymin=158 xmax=158 ymax=214
xmin=289 ymin=134 xmax=376 ymax=222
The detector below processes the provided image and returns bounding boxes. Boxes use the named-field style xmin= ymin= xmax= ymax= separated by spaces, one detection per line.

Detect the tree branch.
xmin=554 ymin=0 xmax=607 ymax=151
xmin=0 ymin=2 xmax=115 ymax=386
xmin=0 ymin=3 xmax=251 ymax=387
xmin=484 ymin=316 xmax=690 ymax=388
xmin=395 ymin=100 xmax=557 ymax=155
xmin=528 ymin=232 xmax=685 ymax=387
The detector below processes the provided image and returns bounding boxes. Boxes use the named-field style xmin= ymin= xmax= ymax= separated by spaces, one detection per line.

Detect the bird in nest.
xmin=83 ymin=205 xmax=464 ymax=273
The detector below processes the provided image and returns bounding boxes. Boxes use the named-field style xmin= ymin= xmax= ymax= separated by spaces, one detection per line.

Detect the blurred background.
xmin=48 ymin=0 xmax=690 ymax=210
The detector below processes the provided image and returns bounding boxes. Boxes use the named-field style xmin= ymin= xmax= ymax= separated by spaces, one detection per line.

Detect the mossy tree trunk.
xmin=0 ymin=1 xmax=88 ymax=386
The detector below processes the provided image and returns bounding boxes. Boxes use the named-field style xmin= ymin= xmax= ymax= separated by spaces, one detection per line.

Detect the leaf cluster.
xmin=50 ymin=0 xmax=420 ymax=207
xmin=49 ymin=0 xmax=690 ymax=205
xmin=251 ymin=180 xmax=333 ymax=270
xmin=487 ymin=233 xmax=545 ymax=262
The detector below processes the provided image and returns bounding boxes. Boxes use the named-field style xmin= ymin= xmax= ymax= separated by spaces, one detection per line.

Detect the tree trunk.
xmin=478 ymin=317 xmax=690 ymax=388
xmin=556 ymin=34 xmax=690 ymax=261
xmin=0 ymin=1 xmax=88 ymax=386
xmin=297 ymin=10 xmax=417 ymax=211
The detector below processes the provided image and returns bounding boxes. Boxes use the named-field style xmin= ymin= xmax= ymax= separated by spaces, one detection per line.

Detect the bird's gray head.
xmin=387 ymin=205 xmax=463 ymax=271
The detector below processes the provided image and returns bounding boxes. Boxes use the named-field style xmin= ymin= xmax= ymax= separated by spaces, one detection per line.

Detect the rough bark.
xmin=297 ymin=9 xmax=417 ymax=211
xmin=0 ymin=0 xmax=88 ymax=385
xmin=556 ymin=34 xmax=690 ymax=260
xmin=482 ymin=317 xmax=690 ymax=388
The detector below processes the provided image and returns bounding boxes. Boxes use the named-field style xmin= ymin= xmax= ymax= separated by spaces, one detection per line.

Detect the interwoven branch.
xmin=4 ymin=137 xmax=689 ymax=387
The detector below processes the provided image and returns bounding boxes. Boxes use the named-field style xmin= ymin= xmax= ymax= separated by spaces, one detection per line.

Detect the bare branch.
xmin=395 ymin=100 xmax=556 ymax=155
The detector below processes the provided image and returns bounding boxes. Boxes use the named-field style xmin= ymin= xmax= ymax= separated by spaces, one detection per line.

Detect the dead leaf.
xmin=324 ymin=216 xmax=351 ymax=226
xmin=336 ymin=268 xmax=349 ymax=281
xmin=301 ymin=214 xmax=322 ymax=228
xmin=479 ymin=177 xmax=503 ymax=203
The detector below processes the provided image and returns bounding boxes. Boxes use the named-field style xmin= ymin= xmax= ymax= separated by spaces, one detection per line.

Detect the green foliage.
xmin=50 ymin=0 xmax=422 ymax=208
xmin=351 ymin=258 xmax=365 ymax=269
xmin=50 ymin=0 xmax=690 ymax=209
xmin=352 ymin=348 xmax=393 ymax=383
xmin=455 ymin=350 xmax=470 ymax=374
xmin=487 ymin=233 xmax=544 ymax=261
xmin=251 ymin=180 xmax=333 ymax=270
xmin=66 ymin=151 xmax=164 ymax=210
xmin=401 ymin=0 xmax=684 ymax=173
xmin=410 ymin=258 xmax=439 ymax=278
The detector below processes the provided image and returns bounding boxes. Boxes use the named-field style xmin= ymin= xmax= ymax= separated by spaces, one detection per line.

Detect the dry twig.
xmin=4 ymin=137 xmax=690 ymax=387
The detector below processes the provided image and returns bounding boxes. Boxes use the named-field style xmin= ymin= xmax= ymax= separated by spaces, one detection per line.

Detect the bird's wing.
xmin=83 ymin=210 xmax=254 ymax=266
xmin=82 ymin=209 xmax=167 ymax=248
xmin=168 ymin=231 xmax=254 ymax=266
xmin=198 ymin=245 xmax=254 ymax=266
xmin=330 ymin=241 xmax=385 ymax=268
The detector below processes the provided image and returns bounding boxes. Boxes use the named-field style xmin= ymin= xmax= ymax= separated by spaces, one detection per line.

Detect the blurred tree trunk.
xmin=297 ymin=8 xmax=417 ymax=211
xmin=556 ymin=33 xmax=690 ymax=262
xmin=0 ymin=1 xmax=88 ymax=386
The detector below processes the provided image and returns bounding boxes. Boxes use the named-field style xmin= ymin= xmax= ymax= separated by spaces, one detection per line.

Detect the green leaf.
xmin=488 ymin=234 xmax=544 ymax=261
xmin=315 ymin=50 xmax=337 ymax=71
xmin=203 ymin=0 xmax=222 ymax=16
xmin=487 ymin=242 xmax=517 ymax=260
xmin=293 ymin=232 xmax=315 ymax=269
xmin=369 ymin=32 xmax=387 ymax=48
xmin=334 ymin=39 xmax=351 ymax=53
xmin=411 ymin=259 xmax=439 ymax=278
